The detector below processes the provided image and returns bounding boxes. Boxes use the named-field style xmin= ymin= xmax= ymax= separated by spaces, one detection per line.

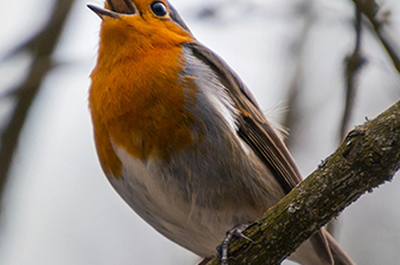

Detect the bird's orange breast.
xmin=89 ymin=19 xmax=196 ymax=178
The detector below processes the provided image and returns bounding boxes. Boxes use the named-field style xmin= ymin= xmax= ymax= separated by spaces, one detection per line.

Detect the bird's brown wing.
xmin=185 ymin=42 xmax=301 ymax=193
xmin=185 ymin=42 xmax=335 ymax=264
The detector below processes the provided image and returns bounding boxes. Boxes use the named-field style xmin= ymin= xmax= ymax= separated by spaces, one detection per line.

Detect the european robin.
xmin=87 ymin=0 xmax=354 ymax=264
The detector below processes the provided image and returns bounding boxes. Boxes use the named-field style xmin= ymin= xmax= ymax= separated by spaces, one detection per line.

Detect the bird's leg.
xmin=217 ymin=223 xmax=254 ymax=265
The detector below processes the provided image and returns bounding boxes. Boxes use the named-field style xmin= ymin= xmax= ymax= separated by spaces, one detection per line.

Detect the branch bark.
xmin=206 ymin=100 xmax=400 ymax=264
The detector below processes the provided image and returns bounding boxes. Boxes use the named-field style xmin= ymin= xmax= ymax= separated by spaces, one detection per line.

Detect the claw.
xmin=217 ymin=223 xmax=253 ymax=265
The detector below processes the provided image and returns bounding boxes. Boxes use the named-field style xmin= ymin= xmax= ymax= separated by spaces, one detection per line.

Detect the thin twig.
xmin=340 ymin=7 xmax=365 ymax=143
xmin=282 ymin=0 xmax=314 ymax=147
xmin=352 ymin=0 xmax=400 ymax=73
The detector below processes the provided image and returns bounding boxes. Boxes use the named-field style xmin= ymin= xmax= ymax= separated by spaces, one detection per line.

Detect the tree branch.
xmin=206 ymin=100 xmax=400 ymax=264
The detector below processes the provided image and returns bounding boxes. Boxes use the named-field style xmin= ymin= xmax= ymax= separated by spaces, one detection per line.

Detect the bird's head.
xmin=88 ymin=0 xmax=193 ymax=55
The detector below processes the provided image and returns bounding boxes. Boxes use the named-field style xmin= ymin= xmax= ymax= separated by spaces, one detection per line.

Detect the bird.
xmin=87 ymin=0 xmax=354 ymax=264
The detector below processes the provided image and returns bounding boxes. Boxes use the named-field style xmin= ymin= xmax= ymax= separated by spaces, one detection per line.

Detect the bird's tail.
xmin=322 ymin=229 xmax=356 ymax=265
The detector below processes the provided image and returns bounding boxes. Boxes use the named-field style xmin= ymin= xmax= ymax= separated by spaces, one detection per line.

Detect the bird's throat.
xmin=89 ymin=43 xmax=196 ymax=175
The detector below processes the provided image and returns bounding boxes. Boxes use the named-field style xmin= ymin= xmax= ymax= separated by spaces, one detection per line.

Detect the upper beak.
xmin=87 ymin=0 xmax=136 ymax=19
xmin=87 ymin=5 xmax=119 ymax=19
xmin=107 ymin=0 xmax=136 ymax=14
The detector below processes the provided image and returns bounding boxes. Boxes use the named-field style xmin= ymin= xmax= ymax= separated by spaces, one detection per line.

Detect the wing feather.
xmin=185 ymin=42 xmax=302 ymax=193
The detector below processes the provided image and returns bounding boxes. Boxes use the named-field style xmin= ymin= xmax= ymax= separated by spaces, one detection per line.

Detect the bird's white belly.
xmin=108 ymin=143 xmax=234 ymax=257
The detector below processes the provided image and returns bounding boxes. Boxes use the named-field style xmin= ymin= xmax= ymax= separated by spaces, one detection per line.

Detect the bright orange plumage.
xmin=89 ymin=0 xmax=196 ymax=177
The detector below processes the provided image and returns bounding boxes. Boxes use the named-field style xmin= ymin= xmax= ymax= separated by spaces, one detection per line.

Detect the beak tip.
xmin=87 ymin=4 xmax=100 ymax=17
xmin=87 ymin=4 xmax=96 ymax=12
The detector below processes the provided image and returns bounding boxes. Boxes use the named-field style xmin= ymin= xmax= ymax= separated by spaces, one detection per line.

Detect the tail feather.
xmin=322 ymin=229 xmax=356 ymax=265
xmin=290 ymin=228 xmax=355 ymax=265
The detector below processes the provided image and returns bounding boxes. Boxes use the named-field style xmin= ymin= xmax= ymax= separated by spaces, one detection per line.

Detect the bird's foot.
xmin=216 ymin=223 xmax=254 ymax=265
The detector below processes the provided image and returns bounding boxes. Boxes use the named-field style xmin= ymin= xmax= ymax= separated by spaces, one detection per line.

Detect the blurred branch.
xmin=0 ymin=0 xmax=76 ymax=207
xmin=351 ymin=0 xmax=400 ymax=73
xmin=282 ymin=0 xmax=314 ymax=147
xmin=340 ymin=7 xmax=366 ymax=152
xmin=207 ymin=100 xmax=400 ymax=264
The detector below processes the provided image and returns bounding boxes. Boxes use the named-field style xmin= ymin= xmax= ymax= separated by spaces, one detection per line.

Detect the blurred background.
xmin=0 ymin=0 xmax=399 ymax=264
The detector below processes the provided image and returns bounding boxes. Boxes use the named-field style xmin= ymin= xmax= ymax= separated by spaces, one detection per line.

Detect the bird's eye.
xmin=150 ymin=1 xmax=168 ymax=17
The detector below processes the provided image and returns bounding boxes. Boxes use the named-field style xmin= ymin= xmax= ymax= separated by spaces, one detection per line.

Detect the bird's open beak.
xmin=88 ymin=0 xmax=136 ymax=19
